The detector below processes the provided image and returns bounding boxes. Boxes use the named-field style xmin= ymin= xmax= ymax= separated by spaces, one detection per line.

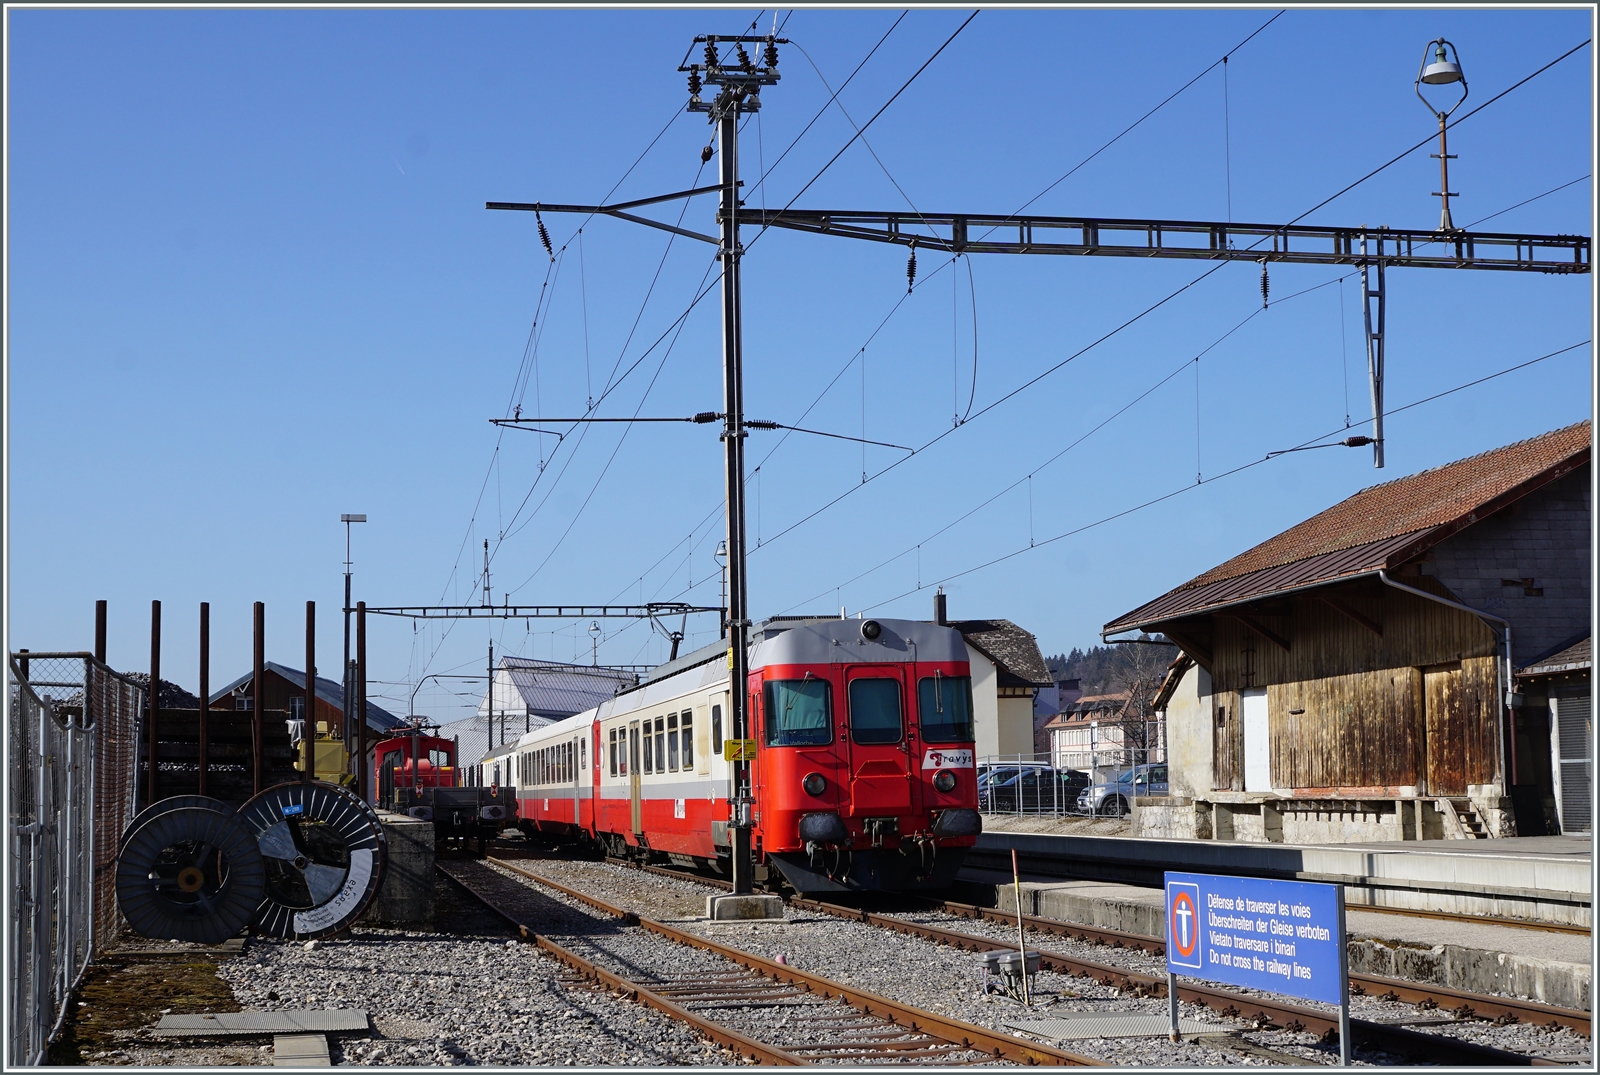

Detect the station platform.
xmin=963 ymin=827 xmax=1591 ymax=926
xmin=962 ymin=824 xmax=1592 ymax=1009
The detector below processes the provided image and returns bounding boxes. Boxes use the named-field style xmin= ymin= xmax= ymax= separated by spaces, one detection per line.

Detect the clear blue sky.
xmin=7 ymin=7 xmax=1593 ymax=724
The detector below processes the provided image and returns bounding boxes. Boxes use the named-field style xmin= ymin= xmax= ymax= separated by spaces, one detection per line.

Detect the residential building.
xmin=1106 ymin=421 xmax=1590 ymax=842
xmin=933 ymin=595 xmax=1053 ymax=760
xmin=208 ymin=661 xmax=403 ymax=785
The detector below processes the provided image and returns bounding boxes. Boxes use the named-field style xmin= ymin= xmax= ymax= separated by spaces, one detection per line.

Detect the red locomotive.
xmin=490 ymin=617 xmax=981 ymax=892
xmin=374 ymin=729 xmax=515 ymax=848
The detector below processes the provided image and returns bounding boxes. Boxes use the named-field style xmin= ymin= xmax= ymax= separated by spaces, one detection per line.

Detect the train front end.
xmin=749 ymin=617 xmax=981 ymax=893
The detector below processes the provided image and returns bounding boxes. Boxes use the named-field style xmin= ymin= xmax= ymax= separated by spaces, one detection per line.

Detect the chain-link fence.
xmin=8 ymin=653 xmax=143 ymax=1067
xmin=979 ymin=738 xmax=1167 ymax=818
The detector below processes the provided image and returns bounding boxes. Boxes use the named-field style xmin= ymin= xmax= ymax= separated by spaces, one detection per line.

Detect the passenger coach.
xmin=509 ymin=616 xmax=982 ymax=893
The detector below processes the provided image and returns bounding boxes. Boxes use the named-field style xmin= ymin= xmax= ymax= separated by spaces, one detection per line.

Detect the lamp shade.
xmin=1421 ymin=43 xmax=1463 ymax=85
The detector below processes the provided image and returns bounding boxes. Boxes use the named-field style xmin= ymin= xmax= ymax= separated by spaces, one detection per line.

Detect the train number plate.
xmin=922 ymin=748 xmax=974 ymax=769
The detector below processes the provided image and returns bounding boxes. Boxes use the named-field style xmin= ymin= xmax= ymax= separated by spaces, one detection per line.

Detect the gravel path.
xmin=499 ymin=854 xmax=1592 ymax=1067
xmin=215 ymin=870 xmax=741 ymax=1067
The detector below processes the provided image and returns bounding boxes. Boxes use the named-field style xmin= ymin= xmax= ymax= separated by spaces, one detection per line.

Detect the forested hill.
xmin=1044 ymin=641 xmax=1177 ymax=696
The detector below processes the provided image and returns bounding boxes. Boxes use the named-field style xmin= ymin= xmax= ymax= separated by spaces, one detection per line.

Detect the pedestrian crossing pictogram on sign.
xmin=1166 ymin=881 xmax=1202 ymax=969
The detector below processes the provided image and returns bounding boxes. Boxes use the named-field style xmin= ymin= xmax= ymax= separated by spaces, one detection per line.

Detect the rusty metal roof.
xmin=1106 ymin=421 xmax=1590 ymax=635
xmin=1520 ymin=637 xmax=1591 ymax=678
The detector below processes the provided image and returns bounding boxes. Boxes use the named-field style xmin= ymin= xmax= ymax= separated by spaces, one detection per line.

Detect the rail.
xmin=603 ymin=857 xmax=1588 ymax=1059
xmin=481 ymin=855 xmax=1098 ymax=1065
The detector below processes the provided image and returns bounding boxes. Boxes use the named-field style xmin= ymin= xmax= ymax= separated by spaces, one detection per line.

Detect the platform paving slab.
xmin=970 ymin=829 xmax=1592 ymax=926
xmin=273 ymin=1033 xmax=330 ymax=1067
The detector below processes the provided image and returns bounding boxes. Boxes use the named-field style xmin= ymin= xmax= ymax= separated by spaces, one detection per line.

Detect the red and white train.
xmin=481 ymin=616 xmax=982 ymax=893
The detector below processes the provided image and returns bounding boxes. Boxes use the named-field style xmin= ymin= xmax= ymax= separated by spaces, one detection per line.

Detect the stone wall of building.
xmin=1426 ymin=466 xmax=1591 ymax=663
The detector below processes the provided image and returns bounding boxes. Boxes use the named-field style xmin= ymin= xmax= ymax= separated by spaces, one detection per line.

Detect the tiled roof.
xmin=1045 ymin=692 xmax=1131 ymax=727
xmin=1106 ymin=421 xmax=1590 ymax=634
xmin=950 ymin=619 xmax=1053 ymax=688
xmin=1520 ymin=637 xmax=1591 ymax=678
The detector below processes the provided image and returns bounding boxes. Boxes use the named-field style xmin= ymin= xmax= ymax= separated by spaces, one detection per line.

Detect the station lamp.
xmin=1414 ymin=38 xmax=1468 ymax=232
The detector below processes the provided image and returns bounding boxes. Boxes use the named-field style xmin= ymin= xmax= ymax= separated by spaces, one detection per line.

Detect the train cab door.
xmin=842 ymin=666 xmax=918 ymax=826
xmin=628 ymin=721 xmax=643 ymax=835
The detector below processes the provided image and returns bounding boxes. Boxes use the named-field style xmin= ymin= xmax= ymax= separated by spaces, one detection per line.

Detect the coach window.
xmin=849 ymin=678 xmax=903 ymax=745
xmin=580 ymin=738 xmax=587 ymax=774
xmin=643 ymin=725 xmax=654 ymax=773
xmin=618 ymin=728 xmax=628 ymax=776
xmin=655 ymin=716 xmax=667 ymax=772
xmin=667 ymin=714 xmax=680 ymax=771
xmin=918 ymin=674 xmax=975 ymax=743
xmin=609 ymin=729 xmax=618 ymax=777
xmin=681 ymin=712 xmax=693 ymax=770
xmin=763 ymin=676 xmax=832 ymax=746
xmin=711 ymin=704 xmax=723 ymax=754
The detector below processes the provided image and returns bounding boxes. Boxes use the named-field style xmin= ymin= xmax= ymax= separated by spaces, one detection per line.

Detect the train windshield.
xmin=918 ymin=674 xmax=975 ymax=743
xmin=848 ymin=678 xmax=903 ymax=745
xmin=763 ymin=677 xmax=832 ymax=746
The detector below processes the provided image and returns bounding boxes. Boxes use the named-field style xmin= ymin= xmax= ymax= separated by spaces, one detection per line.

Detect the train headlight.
xmin=932 ymin=769 xmax=957 ymax=793
xmin=802 ymin=772 xmax=827 ymax=797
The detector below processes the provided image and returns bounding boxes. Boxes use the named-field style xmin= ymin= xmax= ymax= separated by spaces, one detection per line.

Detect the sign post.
xmin=1165 ymin=871 xmax=1350 ymax=1064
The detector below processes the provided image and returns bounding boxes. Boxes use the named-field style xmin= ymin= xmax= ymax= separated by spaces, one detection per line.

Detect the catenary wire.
xmin=747 ymin=37 xmax=1591 ymax=555
xmin=853 ymin=340 xmax=1591 ymax=616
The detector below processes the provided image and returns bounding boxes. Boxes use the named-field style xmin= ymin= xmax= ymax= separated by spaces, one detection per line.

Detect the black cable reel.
xmin=115 ymin=797 xmax=267 ymax=945
xmin=235 ymin=781 xmax=388 ymax=940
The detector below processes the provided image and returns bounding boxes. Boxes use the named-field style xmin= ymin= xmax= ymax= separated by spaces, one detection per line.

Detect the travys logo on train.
xmin=921 ymin=749 xmax=974 ymax=769
xmin=1166 ymin=881 xmax=1202 ymax=969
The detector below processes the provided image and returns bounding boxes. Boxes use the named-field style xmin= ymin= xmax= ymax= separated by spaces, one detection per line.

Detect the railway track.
xmin=587 ymin=855 xmax=1586 ymax=1065
xmin=441 ymin=856 xmax=1101 ymax=1065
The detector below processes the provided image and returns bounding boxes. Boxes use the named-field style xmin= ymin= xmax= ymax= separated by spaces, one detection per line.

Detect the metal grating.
xmin=153 ymin=1010 xmax=368 ymax=1037
xmin=1006 ymin=1013 xmax=1220 ymax=1040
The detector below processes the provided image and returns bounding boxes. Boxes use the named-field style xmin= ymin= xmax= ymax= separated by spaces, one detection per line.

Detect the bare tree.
xmin=1109 ymin=640 xmax=1176 ymax=757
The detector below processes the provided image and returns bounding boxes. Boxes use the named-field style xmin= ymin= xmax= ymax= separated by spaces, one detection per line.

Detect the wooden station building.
xmin=1106 ymin=421 xmax=1590 ymax=843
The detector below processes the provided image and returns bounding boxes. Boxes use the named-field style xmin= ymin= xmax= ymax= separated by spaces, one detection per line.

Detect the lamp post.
xmin=714 ymin=540 xmax=729 ymax=639
xmin=1415 ymin=38 xmax=1468 ymax=233
xmin=341 ymin=514 xmax=367 ymax=763
xmin=409 ymin=674 xmax=485 ymax=722
xmin=588 ymin=621 xmax=603 ymax=666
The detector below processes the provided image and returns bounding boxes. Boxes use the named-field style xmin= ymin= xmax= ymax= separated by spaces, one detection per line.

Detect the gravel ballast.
xmin=496 ymin=852 xmax=1592 ymax=1067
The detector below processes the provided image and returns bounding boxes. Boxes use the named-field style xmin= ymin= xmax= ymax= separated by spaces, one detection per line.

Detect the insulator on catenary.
xmin=764 ymin=40 xmax=779 ymax=68
xmin=688 ymin=69 xmax=702 ymax=97
xmin=1259 ymin=259 xmax=1270 ymax=308
xmin=704 ymin=40 xmax=719 ymax=67
xmin=736 ymin=44 xmax=753 ymax=72
xmin=906 ymin=241 xmax=918 ymax=293
xmin=536 ymin=212 xmax=554 ymax=261
xmin=701 ymin=144 xmax=714 ymax=164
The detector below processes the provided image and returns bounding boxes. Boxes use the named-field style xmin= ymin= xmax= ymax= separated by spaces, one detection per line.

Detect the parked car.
xmin=984 ymin=767 xmax=1090 ymax=813
xmin=977 ymin=762 xmax=1051 ymax=802
xmin=1076 ymin=763 xmax=1169 ymax=817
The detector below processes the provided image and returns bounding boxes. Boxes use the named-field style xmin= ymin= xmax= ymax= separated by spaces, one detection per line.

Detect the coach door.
xmin=844 ymin=666 xmax=916 ymax=819
xmin=628 ymin=721 xmax=643 ymax=834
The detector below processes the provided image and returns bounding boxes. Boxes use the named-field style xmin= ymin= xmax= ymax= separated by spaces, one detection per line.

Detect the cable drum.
xmin=236 ymin=782 xmax=387 ymax=940
xmin=115 ymin=804 xmax=267 ymax=944
xmin=118 ymin=795 xmax=235 ymax=852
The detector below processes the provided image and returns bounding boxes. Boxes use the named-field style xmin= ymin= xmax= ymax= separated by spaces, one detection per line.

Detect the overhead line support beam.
xmin=362 ymin=603 xmax=722 ymax=620
xmin=734 ymin=210 xmax=1589 ymax=272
